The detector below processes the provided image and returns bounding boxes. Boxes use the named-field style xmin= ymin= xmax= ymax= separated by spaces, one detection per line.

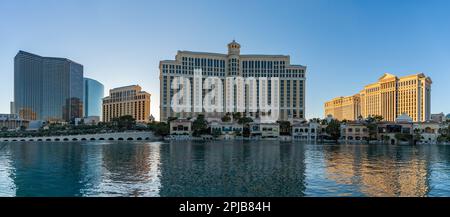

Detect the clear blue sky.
xmin=1 ymin=0 xmax=450 ymax=120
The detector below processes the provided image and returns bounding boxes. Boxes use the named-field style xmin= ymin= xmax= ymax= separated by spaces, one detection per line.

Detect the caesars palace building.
xmin=159 ymin=40 xmax=306 ymax=122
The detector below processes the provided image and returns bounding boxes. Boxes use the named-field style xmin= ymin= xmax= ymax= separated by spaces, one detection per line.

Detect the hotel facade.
xmin=159 ymin=40 xmax=307 ymax=122
xmin=325 ymin=73 xmax=432 ymax=122
xmin=102 ymin=85 xmax=151 ymax=123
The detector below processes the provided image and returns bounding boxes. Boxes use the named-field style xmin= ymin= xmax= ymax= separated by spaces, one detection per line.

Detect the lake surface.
xmin=1 ymin=140 xmax=450 ymax=197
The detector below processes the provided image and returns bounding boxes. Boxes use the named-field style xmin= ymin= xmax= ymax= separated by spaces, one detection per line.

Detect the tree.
xmin=192 ymin=114 xmax=209 ymax=137
xmin=112 ymin=115 xmax=136 ymax=131
xmin=373 ymin=115 xmax=384 ymax=122
xmin=232 ymin=112 xmax=242 ymax=121
xmin=413 ymin=130 xmax=422 ymax=145
xmin=148 ymin=122 xmax=169 ymax=137
xmin=395 ymin=133 xmax=412 ymax=143
xmin=326 ymin=119 xmax=341 ymax=142
xmin=1 ymin=127 xmax=8 ymax=132
xmin=221 ymin=113 xmax=231 ymax=122
xmin=238 ymin=116 xmax=253 ymax=125
xmin=243 ymin=126 xmax=251 ymax=137
xmin=277 ymin=121 xmax=291 ymax=136
xmin=366 ymin=123 xmax=378 ymax=142
xmin=237 ymin=115 xmax=253 ymax=137
xmin=155 ymin=122 xmax=170 ymax=137
xmin=212 ymin=128 xmax=222 ymax=138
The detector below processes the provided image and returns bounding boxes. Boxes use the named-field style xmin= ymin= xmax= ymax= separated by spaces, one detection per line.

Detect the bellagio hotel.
xmin=324 ymin=73 xmax=432 ymax=122
xmin=102 ymin=85 xmax=151 ymax=123
xmin=159 ymin=40 xmax=307 ymax=122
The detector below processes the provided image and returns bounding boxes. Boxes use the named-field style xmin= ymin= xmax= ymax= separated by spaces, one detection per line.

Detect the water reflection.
xmin=322 ymin=145 xmax=429 ymax=196
xmin=0 ymin=144 xmax=16 ymax=196
xmin=0 ymin=141 xmax=450 ymax=196
xmin=9 ymin=142 xmax=85 ymax=196
xmin=158 ymin=141 xmax=306 ymax=196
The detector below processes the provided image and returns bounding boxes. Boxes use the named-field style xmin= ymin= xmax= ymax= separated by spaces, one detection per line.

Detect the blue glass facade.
xmin=14 ymin=51 xmax=84 ymax=122
xmin=83 ymin=78 xmax=104 ymax=118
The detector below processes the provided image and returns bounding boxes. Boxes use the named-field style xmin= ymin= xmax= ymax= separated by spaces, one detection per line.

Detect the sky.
xmin=1 ymin=0 xmax=450 ymax=120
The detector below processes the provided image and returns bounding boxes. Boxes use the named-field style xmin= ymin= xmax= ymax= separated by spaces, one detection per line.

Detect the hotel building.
xmin=0 ymin=114 xmax=29 ymax=130
xmin=84 ymin=78 xmax=104 ymax=119
xmin=159 ymin=40 xmax=307 ymax=122
xmin=14 ymin=51 xmax=84 ymax=122
xmin=102 ymin=85 xmax=151 ymax=123
xmin=324 ymin=94 xmax=361 ymax=121
xmin=324 ymin=73 xmax=432 ymax=122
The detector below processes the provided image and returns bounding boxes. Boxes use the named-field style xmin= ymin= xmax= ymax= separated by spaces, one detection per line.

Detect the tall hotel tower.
xmin=325 ymin=73 xmax=432 ymax=122
xmin=159 ymin=40 xmax=307 ymax=122
xmin=102 ymin=85 xmax=151 ymax=123
xmin=14 ymin=51 xmax=84 ymax=122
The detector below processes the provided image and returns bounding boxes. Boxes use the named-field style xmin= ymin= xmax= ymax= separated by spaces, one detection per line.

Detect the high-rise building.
xmin=14 ymin=51 xmax=84 ymax=122
xmin=83 ymin=78 xmax=104 ymax=119
xmin=102 ymin=85 xmax=151 ymax=123
xmin=324 ymin=94 xmax=361 ymax=121
xmin=159 ymin=40 xmax=307 ymax=122
xmin=10 ymin=102 xmax=15 ymax=115
xmin=324 ymin=73 xmax=432 ymax=122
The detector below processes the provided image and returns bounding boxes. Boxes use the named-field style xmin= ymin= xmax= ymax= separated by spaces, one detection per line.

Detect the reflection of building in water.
xmin=158 ymin=141 xmax=306 ymax=196
xmin=9 ymin=143 xmax=84 ymax=196
xmin=0 ymin=147 xmax=16 ymax=196
xmin=101 ymin=143 xmax=161 ymax=196
xmin=324 ymin=145 xmax=429 ymax=196
xmin=323 ymin=146 xmax=359 ymax=185
xmin=359 ymin=157 xmax=428 ymax=197
xmin=78 ymin=144 xmax=104 ymax=196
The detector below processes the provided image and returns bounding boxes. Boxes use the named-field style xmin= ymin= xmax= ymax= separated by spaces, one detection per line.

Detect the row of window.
xmin=293 ymin=128 xmax=316 ymax=133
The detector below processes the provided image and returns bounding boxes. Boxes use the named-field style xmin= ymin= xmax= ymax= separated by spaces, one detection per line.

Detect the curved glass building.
xmin=83 ymin=78 xmax=104 ymax=119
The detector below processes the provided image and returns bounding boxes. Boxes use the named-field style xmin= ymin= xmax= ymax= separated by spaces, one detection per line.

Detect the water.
xmin=1 ymin=140 xmax=450 ymax=197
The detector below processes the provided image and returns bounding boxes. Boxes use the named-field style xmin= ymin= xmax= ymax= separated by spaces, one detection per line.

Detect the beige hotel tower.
xmin=324 ymin=73 xmax=432 ymax=122
xmin=102 ymin=85 xmax=151 ymax=123
xmin=159 ymin=40 xmax=307 ymax=122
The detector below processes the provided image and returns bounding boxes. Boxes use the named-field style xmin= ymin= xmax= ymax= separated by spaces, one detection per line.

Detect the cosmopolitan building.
xmin=14 ymin=51 xmax=84 ymax=122
xmin=102 ymin=85 xmax=151 ymax=123
xmin=159 ymin=40 xmax=307 ymax=122
xmin=324 ymin=73 xmax=432 ymax=122
xmin=84 ymin=78 xmax=104 ymax=119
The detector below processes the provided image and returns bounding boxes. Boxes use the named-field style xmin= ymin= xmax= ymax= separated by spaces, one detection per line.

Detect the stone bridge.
xmin=0 ymin=131 xmax=157 ymax=143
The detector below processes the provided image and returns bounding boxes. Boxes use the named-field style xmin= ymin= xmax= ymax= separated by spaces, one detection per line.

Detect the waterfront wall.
xmin=0 ymin=131 xmax=156 ymax=142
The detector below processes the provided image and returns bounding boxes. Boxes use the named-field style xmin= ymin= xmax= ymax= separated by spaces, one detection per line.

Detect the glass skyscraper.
xmin=14 ymin=51 xmax=84 ymax=122
xmin=83 ymin=78 xmax=104 ymax=118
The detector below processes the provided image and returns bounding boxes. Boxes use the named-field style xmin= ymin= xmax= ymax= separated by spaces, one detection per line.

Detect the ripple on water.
xmin=1 ymin=141 xmax=450 ymax=196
